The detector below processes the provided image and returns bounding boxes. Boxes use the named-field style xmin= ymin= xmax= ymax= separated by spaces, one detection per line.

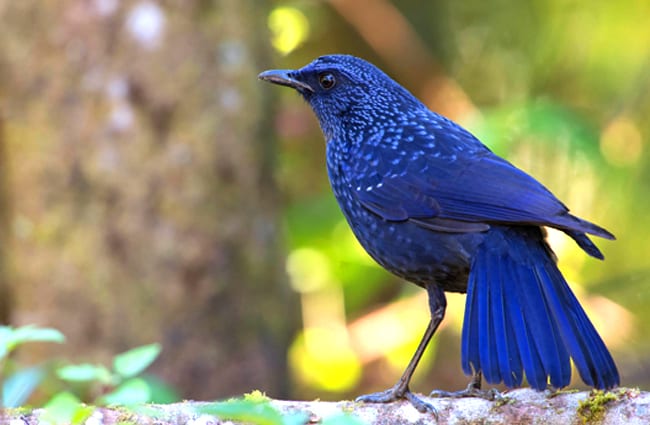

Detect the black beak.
xmin=258 ymin=69 xmax=314 ymax=93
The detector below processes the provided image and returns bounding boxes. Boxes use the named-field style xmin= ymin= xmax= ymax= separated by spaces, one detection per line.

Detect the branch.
xmin=3 ymin=388 xmax=647 ymax=424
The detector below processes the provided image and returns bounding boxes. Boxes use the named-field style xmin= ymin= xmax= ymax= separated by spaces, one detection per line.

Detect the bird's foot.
xmin=429 ymin=380 xmax=503 ymax=401
xmin=356 ymin=384 xmax=437 ymax=416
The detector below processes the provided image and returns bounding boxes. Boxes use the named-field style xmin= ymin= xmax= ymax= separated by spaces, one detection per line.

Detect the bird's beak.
xmin=258 ymin=69 xmax=314 ymax=93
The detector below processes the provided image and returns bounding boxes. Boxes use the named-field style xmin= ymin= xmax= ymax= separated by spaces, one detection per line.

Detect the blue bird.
xmin=259 ymin=55 xmax=619 ymax=414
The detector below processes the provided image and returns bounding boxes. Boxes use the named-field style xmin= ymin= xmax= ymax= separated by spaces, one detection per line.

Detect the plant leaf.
xmin=113 ymin=343 xmax=161 ymax=378
xmin=11 ymin=326 xmax=66 ymax=344
xmin=99 ymin=377 xmax=151 ymax=406
xmin=2 ymin=365 xmax=45 ymax=408
xmin=0 ymin=325 xmax=64 ymax=359
xmin=41 ymin=391 xmax=92 ymax=425
xmin=197 ymin=399 xmax=285 ymax=425
xmin=139 ymin=374 xmax=180 ymax=403
xmin=56 ymin=364 xmax=114 ymax=384
xmin=0 ymin=326 xmax=12 ymax=360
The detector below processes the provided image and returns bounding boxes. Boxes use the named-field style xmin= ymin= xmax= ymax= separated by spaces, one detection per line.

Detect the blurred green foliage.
xmin=55 ymin=342 xmax=176 ymax=406
xmin=1 ymin=325 xmax=65 ymax=408
xmin=197 ymin=397 xmax=309 ymax=425
xmin=1 ymin=325 xmax=177 ymax=414
xmin=196 ymin=391 xmax=365 ymax=425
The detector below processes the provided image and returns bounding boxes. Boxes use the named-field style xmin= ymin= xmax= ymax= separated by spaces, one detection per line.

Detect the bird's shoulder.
xmin=341 ymin=110 xmax=491 ymax=188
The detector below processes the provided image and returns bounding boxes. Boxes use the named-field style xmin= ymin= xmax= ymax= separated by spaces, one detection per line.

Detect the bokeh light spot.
xmin=600 ymin=116 xmax=643 ymax=166
xmin=126 ymin=1 xmax=166 ymax=50
xmin=268 ymin=7 xmax=310 ymax=56
xmin=287 ymin=247 xmax=332 ymax=293
xmin=289 ymin=327 xmax=361 ymax=392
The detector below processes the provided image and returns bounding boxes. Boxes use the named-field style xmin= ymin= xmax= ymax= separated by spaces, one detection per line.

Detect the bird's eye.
xmin=318 ymin=72 xmax=336 ymax=90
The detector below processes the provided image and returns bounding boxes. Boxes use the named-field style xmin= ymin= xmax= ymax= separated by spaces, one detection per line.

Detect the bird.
xmin=258 ymin=54 xmax=619 ymax=414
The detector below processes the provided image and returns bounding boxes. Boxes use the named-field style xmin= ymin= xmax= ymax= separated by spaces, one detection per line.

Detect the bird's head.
xmin=259 ymin=55 xmax=422 ymax=140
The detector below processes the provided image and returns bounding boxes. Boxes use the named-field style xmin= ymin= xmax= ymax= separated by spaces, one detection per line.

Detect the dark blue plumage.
xmin=259 ymin=54 xmax=619 ymax=413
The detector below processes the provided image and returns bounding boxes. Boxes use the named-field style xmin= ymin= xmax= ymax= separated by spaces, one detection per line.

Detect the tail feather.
xmin=493 ymin=259 xmax=523 ymax=387
xmin=512 ymin=263 xmax=571 ymax=388
xmin=461 ymin=265 xmax=479 ymax=376
xmin=565 ymin=230 xmax=605 ymax=260
xmin=552 ymin=214 xmax=615 ymax=242
xmin=503 ymin=263 xmax=543 ymax=387
xmin=461 ymin=226 xmax=619 ymax=390
xmin=537 ymin=263 xmax=619 ymax=388
xmin=550 ymin=214 xmax=614 ymax=260
xmin=477 ymin=255 xmax=499 ymax=382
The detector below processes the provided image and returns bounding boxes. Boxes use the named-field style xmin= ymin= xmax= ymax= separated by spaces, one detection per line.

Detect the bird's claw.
xmin=356 ymin=385 xmax=438 ymax=416
xmin=430 ymin=384 xmax=503 ymax=401
xmin=430 ymin=373 xmax=502 ymax=401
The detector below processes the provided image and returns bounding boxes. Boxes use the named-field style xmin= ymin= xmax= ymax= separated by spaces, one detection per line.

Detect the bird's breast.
xmin=325 ymin=143 xmax=479 ymax=292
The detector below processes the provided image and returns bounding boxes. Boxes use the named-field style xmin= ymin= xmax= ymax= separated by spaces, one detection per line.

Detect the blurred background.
xmin=0 ymin=0 xmax=649 ymax=406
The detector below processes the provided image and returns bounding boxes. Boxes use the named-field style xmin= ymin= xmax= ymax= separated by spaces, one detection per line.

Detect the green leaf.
xmin=197 ymin=399 xmax=285 ymax=425
xmin=56 ymin=364 xmax=114 ymax=384
xmin=0 ymin=326 xmax=12 ymax=360
xmin=2 ymin=365 xmax=45 ymax=408
xmin=99 ymin=377 xmax=151 ymax=406
xmin=140 ymin=374 xmax=180 ymax=403
xmin=113 ymin=343 xmax=161 ymax=378
xmin=41 ymin=391 xmax=93 ymax=425
xmin=12 ymin=325 xmax=66 ymax=345
xmin=0 ymin=325 xmax=64 ymax=359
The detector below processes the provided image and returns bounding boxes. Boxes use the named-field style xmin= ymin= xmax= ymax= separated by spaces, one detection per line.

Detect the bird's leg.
xmin=430 ymin=371 xmax=503 ymax=401
xmin=356 ymin=319 xmax=438 ymax=414
xmin=356 ymin=285 xmax=446 ymax=415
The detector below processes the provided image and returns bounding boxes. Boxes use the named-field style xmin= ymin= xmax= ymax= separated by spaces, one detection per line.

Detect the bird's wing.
xmin=350 ymin=152 xmax=560 ymax=226
xmin=346 ymin=128 xmax=612 ymax=240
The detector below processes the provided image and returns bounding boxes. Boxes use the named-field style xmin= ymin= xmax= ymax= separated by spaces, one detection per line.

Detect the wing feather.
xmin=348 ymin=124 xmax=613 ymax=243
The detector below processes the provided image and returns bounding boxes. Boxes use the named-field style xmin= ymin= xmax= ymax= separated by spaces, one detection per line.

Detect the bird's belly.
xmin=335 ymin=193 xmax=481 ymax=293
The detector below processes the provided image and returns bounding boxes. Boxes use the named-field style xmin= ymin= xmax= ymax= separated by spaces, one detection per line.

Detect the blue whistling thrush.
xmin=259 ymin=55 xmax=619 ymax=414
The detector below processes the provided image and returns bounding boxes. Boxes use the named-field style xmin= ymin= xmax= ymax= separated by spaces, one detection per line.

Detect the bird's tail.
xmin=461 ymin=226 xmax=619 ymax=390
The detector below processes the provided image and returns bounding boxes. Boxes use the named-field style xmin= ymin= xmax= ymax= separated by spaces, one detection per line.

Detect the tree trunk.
xmin=0 ymin=0 xmax=297 ymax=400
